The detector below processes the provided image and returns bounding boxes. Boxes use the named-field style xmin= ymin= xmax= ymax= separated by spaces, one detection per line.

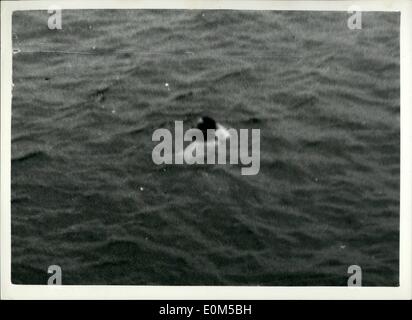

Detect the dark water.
xmin=11 ymin=10 xmax=400 ymax=285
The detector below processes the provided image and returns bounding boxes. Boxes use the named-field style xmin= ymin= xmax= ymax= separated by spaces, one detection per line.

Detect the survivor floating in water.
xmin=152 ymin=117 xmax=260 ymax=175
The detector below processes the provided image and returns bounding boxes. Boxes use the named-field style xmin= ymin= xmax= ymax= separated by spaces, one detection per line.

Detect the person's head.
xmin=196 ymin=116 xmax=217 ymax=140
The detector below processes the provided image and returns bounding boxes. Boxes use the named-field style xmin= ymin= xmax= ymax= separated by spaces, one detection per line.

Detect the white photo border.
xmin=1 ymin=0 xmax=411 ymax=300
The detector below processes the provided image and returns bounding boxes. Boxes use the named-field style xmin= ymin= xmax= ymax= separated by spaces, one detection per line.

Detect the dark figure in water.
xmin=196 ymin=116 xmax=218 ymax=141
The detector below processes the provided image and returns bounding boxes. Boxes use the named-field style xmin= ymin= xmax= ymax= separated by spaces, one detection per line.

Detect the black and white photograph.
xmin=1 ymin=0 xmax=411 ymax=300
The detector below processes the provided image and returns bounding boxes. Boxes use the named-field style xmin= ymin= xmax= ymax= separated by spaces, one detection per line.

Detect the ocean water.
xmin=11 ymin=10 xmax=400 ymax=285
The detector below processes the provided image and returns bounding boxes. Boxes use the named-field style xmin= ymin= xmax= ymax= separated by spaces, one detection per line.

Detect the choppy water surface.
xmin=11 ymin=10 xmax=399 ymax=285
